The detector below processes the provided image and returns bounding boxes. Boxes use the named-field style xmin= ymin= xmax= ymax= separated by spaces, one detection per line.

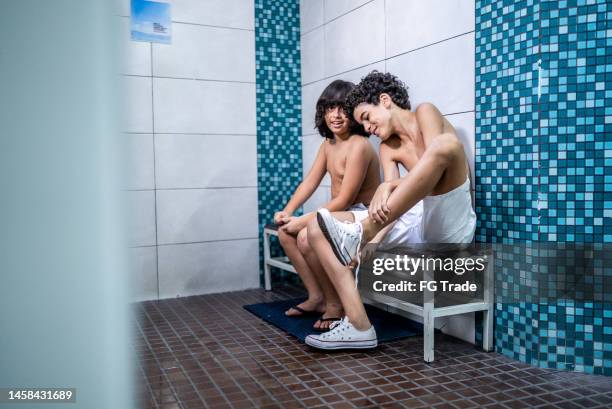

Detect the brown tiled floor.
xmin=133 ymin=285 xmax=612 ymax=409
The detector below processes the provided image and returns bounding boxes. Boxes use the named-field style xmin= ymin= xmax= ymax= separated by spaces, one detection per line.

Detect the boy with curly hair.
xmin=304 ymin=71 xmax=476 ymax=350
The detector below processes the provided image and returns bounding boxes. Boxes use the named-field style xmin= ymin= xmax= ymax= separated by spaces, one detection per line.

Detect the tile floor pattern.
xmin=133 ymin=285 xmax=612 ymax=409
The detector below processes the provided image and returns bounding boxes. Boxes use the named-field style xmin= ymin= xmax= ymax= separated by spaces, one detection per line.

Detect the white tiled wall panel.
xmin=125 ymin=133 xmax=155 ymax=190
xmin=156 ymin=188 xmax=258 ymax=245
xmin=386 ymin=33 xmax=475 ymax=115
xmin=153 ymin=23 xmax=255 ymax=82
xmin=123 ymin=2 xmax=258 ymax=300
xmin=301 ymin=28 xmax=325 ymax=84
xmin=386 ymin=0 xmax=475 ymax=57
xmin=323 ymin=0 xmax=385 ymax=77
xmin=300 ymin=0 xmax=324 ymax=33
xmin=172 ymin=0 xmax=255 ymax=30
xmin=155 ymin=134 xmax=257 ymax=189
xmin=324 ymin=0 xmax=372 ymax=22
xmin=129 ymin=246 xmax=158 ymax=302
xmin=127 ymin=190 xmax=157 ymax=247
xmin=153 ymin=78 xmax=256 ymax=134
xmin=158 ymin=239 xmax=259 ymax=298
xmin=124 ymin=75 xmax=153 ymax=133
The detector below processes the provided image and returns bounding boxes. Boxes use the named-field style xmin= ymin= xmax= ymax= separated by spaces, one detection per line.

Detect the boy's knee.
xmin=277 ymin=229 xmax=293 ymax=247
xmin=296 ymin=228 xmax=310 ymax=254
xmin=306 ymin=218 xmax=322 ymax=243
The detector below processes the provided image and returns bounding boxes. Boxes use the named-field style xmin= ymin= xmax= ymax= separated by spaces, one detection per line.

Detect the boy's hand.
xmin=274 ymin=211 xmax=290 ymax=225
xmin=369 ymin=182 xmax=392 ymax=224
xmin=279 ymin=216 xmax=304 ymax=235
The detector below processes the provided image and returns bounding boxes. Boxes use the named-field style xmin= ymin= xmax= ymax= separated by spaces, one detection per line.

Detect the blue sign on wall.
xmin=131 ymin=0 xmax=171 ymax=44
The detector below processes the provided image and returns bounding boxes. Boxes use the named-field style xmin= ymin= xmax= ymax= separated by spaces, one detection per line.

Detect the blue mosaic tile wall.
xmin=254 ymin=0 xmax=303 ymax=283
xmin=475 ymin=0 xmax=612 ymax=375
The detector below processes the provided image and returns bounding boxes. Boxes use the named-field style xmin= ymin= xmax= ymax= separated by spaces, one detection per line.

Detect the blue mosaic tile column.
xmin=254 ymin=0 xmax=303 ymax=284
xmin=475 ymin=0 xmax=612 ymax=375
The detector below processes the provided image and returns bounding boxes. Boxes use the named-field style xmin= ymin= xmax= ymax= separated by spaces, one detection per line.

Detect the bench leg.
xmin=423 ymin=266 xmax=435 ymax=362
xmin=263 ymin=231 xmax=271 ymax=291
xmin=482 ymin=306 xmax=494 ymax=352
xmin=423 ymin=302 xmax=434 ymax=362
xmin=482 ymin=252 xmax=494 ymax=352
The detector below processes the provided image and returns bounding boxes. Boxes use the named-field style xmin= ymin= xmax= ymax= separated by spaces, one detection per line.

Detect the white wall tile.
xmin=153 ymin=23 xmax=255 ymax=82
xmin=127 ymin=190 xmax=157 ymax=247
xmin=125 ymin=133 xmax=155 ymax=190
xmin=324 ymin=0 xmax=371 ymax=22
xmin=386 ymin=0 xmax=475 ymax=57
xmin=324 ymin=0 xmax=385 ymax=77
xmin=327 ymin=61 xmax=385 ymax=84
xmin=172 ymin=0 xmax=254 ymax=30
xmin=446 ymin=111 xmax=475 ymax=190
xmin=128 ymin=246 xmax=158 ymax=302
xmin=156 ymin=188 xmax=258 ymax=244
xmin=386 ymin=33 xmax=475 ymax=115
xmin=155 ymin=134 xmax=257 ymax=189
xmin=301 ymin=27 xmax=325 ymax=84
xmin=440 ymin=314 xmax=475 ymax=344
xmin=303 ymin=186 xmax=331 ymax=214
xmin=124 ymin=75 xmax=153 ymax=133
xmin=158 ymin=239 xmax=259 ymax=298
xmin=300 ymin=0 xmax=324 ymax=33
xmin=153 ymin=78 xmax=256 ymax=134
xmin=120 ymin=17 xmax=151 ymax=76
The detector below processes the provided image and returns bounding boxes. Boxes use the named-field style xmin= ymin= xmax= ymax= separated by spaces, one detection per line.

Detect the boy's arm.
xmin=380 ymin=143 xmax=400 ymax=182
xmin=384 ymin=103 xmax=446 ymax=192
xmin=415 ymin=102 xmax=446 ymax=144
xmin=282 ymin=142 xmax=327 ymax=215
xmin=323 ymin=139 xmax=370 ymax=212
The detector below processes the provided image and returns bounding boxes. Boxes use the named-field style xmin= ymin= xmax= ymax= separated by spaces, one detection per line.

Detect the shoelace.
xmin=340 ymin=221 xmax=363 ymax=289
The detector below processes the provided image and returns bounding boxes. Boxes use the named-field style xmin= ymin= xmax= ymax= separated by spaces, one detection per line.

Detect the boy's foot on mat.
xmin=285 ymin=299 xmax=324 ymax=317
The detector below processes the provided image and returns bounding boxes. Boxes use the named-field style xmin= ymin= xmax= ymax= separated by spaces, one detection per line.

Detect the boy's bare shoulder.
xmin=347 ymin=134 xmax=373 ymax=150
xmin=415 ymin=102 xmax=439 ymax=114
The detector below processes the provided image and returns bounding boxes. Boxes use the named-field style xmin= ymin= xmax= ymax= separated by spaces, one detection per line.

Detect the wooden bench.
xmin=262 ymin=224 xmax=494 ymax=361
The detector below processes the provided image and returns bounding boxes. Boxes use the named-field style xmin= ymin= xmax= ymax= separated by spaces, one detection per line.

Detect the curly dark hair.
xmin=344 ymin=71 xmax=411 ymax=118
xmin=315 ymin=80 xmax=370 ymax=139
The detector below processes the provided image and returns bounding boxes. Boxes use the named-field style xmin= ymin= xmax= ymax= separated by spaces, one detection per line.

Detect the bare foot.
xmin=285 ymin=297 xmax=325 ymax=317
xmin=313 ymin=303 xmax=344 ymax=330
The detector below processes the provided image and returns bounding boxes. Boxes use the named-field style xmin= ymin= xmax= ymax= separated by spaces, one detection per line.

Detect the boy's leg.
xmin=307 ymin=212 xmax=372 ymax=331
xmin=278 ymin=229 xmax=324 ymax=315
xmin=297 ymin=228 xmax=344 ymax=329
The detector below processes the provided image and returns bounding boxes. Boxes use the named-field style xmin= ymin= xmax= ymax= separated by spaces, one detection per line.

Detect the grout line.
xmin=126 ymin=186 xmax=258 ymax=192
xmin=124 ymin=132 xmax=257 ymax=136
xmin=122 ymin=74 xmax=255 ymax=85
xmin=117 ymin=14 xmax=254 ymax=32
xmin=301 ymin=0 xmax=376 ymax=37
xmin=301 ymin=30 xmax=475 ymax=88
xmin=155 ymin=237 xmax=258 ymax=247
xmin=150 ymin=43 xmax=160 ymax=301
xmin=129 ymin=236 xmax=258 ymax=250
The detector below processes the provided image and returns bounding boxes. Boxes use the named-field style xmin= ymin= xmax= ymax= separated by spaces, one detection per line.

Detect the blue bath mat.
xmin=244 ymin=298 xmax=424 ymax=343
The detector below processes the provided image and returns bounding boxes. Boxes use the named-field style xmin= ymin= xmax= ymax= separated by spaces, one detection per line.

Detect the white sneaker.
xmin=305 ymin=317 xmax=377 ymax=350
xmin=316 ymin=208 xmax=363 ymax=266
